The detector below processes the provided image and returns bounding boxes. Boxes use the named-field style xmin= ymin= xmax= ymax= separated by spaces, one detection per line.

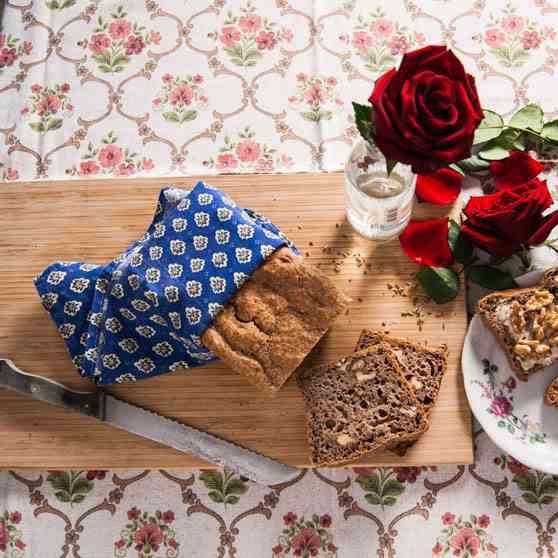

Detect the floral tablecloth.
xmin=3 ymin=1 xmax=558 ymax=557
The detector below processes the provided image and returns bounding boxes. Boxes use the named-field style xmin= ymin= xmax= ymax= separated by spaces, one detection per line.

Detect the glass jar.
xmin=345 ymin=139 xmax=416 ymax=241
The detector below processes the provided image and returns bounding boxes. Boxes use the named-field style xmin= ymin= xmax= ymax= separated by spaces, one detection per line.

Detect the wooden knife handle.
xmin=0 ymin=358 xmax=104 ymax=418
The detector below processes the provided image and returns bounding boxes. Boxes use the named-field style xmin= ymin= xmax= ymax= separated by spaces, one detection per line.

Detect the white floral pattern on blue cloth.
xmin=34 ymin=182 xmax=296 ymax=384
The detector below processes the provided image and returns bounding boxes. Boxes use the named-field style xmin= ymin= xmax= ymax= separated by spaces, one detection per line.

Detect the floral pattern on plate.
xmin=472 ymin=358 xmax=546 ymax=445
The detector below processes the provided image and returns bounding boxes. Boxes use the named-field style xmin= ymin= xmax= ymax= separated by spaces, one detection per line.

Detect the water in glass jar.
xmin=345 ymin=140 xmax=415 ymax=241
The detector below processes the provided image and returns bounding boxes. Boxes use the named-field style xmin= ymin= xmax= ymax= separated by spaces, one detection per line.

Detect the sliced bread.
xmin=545 ymin=377 xmax=558 ymax=406
xmin=476 ymin=287 xmax=558 ymax=381
xmin=297 ymin=345 xmax=429 ymax=466
xmin=355 ymin=330 xmax=448 ymax=455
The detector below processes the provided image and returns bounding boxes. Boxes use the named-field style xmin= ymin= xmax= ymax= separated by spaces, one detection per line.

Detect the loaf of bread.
xmin=201 ymin=247 xmax=349 ymax=395
xmin=355 ymin=330 xmax=447 ymax=455
xmin=297 ymin=345 xmax=429 ymax=466
xmin=477 ymin=286 xmax=558 ymax=381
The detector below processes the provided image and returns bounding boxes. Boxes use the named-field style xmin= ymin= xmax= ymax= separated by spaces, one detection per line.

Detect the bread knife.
xmin=0 ymin=358 xmax=300 ymax=486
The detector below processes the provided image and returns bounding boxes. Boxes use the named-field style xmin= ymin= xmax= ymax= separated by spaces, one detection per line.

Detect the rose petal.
xmin=490 ymin=151 xmax=544 ymax=190
xmin=528 ymin=209 xmax=558 ymax=246
xmin=399 ymin=218 xmax=454 ymax=267
xmin=416 ymin=168 xmax=463 ymax=205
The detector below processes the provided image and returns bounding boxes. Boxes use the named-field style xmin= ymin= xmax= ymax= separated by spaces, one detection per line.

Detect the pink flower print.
xmin=60 ymin=83 xmax=70 ymax=93
xmin=115 ymin=539 xmax=125 ymax=550
xmin=490 ymin=395 xmax=511 ymax=417
xmin=78 ymin=161 xmax=100 ymax=176
xmin=487 ymin=543 xmax=498 ymax=553
xmin=353 ymin=467 xmax=376 ymax=476
xmin=124 ymin=34 xmax=145 ymax=55
xmin=169 ymin=83 xmax=193 ymax=106
xmin=352 ymin=31 xmax=373 ymax=51
xmin=236 ymin=139 xmax=261 ymax=162
xmin=193 ymin=73 xmax=203 ymax=84
xmin=23 ymin=41 xmax=33 ymax=55
xmin=522 ymin=30 xmax=541 ymax=50
xmin=162 ymin=510 xmax=175 ymax=523
xmin=99 ymin=145 xmax=123 ymax=168
xmin=108 ymin=19 xmax=131 ymax=40
xmin=288 ymin=95 xmax=299 ymax=104
xmin=291 ymin=528 xmax=321 ymax=557
xmin=256 ymin=158 xmax=273 ymax=172
xmin=20 ymin=106 xmax=29 ymax=116
xmin=281 ymin=27 xmax=294 ymax=42
xmin=198 ymin=95 xmax=208 ymax=107
xmin=432 ymin=542 xmax=443 ymax=555
xmin=133 ymin=523 xmax=164 ymax=552
xmin=0 ymin=523 xmax=7 ymax=552
xmin=484 ymin=28 xmax=505 ymax=48
xmin=327 ymin=543 xmax=337 ymax=553
xmin=162 ymin=73 xmax=173 ymax=83
xmin=326 ymin=76 xmax=337 ymax=86
xmin=395 ymin=466 xmax=421 ymax=483
xmin=220 ymin=26 xmax=241 ymax=47
xmin=127 ymin=507 xmax=141 ymax=520
xmin=142 ymin=158 xmax=154 ymax=171
xmin=31 ymin=83 xmax=42 ymax=93
xmin=153 ymin=97 xmax=162 ymax=107
xmin=304 ymin=84 xmax=328 ymax=105
xmin=502 ymin=15 xmax=524 ymax=34
xmin=320 ymin=514 xmax=332 ymax=528
xmin=296 ymin=72 xmax=308 ymax=82
xmin=0 ymin=48 xmax=17 ymax=67
xmin=388 ymin=34 xmax=409 ymax=55
xmin=256 ymin=31 xmax=277 ymax=50
xmin=217 ymin=154 xmax=238 ymax=170
xmin=5 ymin=168 xmax=19 ymax=180
xmin=150 ymin=31 xmax=161 ymax=45
xmin=239 ymin=14 xmax=262 ymax=33
xmin=477 ymin=514 xmax=490 ymax=528
xmin=15 ymin=539 xmax=26 ymax=550
xmin=507 ymin=456 xmax=529 ymax=476
xmin=371 ymin=18 xmax=393 ymax=37
xmin=272 ymin=545 xmax=284 ymax=555
xmin=37 ymin=94 xmax=61 ymax=116
xmin=9 ymin=512 xmax=22 ymax=524
xmin=117 ymin=162 xmax=135 ymax=176
xmin=450 ymin=527 xmax=480 ymax=557
xmin=89 ymin=33 xmax=110 ymax=54
xmin=442 ymin=512 xmax=455 ymax=525
xmin=283 ymin=512 xmax=297 ymax=526
xmin=335 ymin=98 xmax=343 ymax=106
xmin=169 ymin=539 xmax=178 ymax=549
xmin=280 ymin=154 xmax=294 ymax=168
xmin=545 ymin=25 xmax=557 ymax=41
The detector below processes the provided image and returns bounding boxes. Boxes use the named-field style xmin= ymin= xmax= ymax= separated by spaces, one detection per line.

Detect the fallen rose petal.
xmin=490 ymin=151 xmax=544 ymax=190
xmin=415 ymin=167 xmax=463 ymax=205
xmin=528 ymin=209 xmax=558 ymax=245
xmin=399 ymin=218 xmax=454 ymax=267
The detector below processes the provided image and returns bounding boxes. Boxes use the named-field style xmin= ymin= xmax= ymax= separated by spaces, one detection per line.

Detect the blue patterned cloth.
xmin=34 ymin=182 xmax=296 ymax=384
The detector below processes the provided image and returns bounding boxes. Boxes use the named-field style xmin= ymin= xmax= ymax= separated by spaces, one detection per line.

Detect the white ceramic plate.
xmin=463 ymin=315 xmax=558 ymax=473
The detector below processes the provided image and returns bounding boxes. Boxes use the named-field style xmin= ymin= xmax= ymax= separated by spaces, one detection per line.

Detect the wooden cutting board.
xmin=0 ymin=173 xmax=472 ymax=468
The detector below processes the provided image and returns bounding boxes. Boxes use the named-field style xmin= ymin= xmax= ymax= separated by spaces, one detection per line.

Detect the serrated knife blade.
xmin=0 ymin=358 xmax=300 ymax=486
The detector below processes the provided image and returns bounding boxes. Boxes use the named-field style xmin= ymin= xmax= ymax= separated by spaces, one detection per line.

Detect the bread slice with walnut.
xmin=545 ymin=376 xmax=558 ymax=406
xmin=355 ymin=330 xmax=448 ymax=455
xmin=477 ymin=287 xmax=558 ymax=381
xmin=201 ymin=247 xmax=349 ymax=396
xmin=297 ymin=345 xmax=429 ymax=466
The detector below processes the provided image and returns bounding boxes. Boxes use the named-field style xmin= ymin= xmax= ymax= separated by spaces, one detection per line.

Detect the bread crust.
xmin=297 ymin=345 xmax=430 ymax=467
xmin=201 ymin=247 xmax=349 ymax=395
xmin=545 ymin=376 xmax=558 ymax=406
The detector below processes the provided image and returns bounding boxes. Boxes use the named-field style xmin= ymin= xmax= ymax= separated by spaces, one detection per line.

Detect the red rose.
xmin=369 ymin=45 xmax=483 ymax=174
xmin=461 ymin=178 xmax=558 ymax=257
xmin=415 ymin=167 xmax=464 ymax=205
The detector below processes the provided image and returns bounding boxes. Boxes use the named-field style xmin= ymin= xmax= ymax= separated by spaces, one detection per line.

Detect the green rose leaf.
xmin=509 ymin=104 xmax=544 ymax=133
xmin=386 ymin=159 xmax=397 ymax=176
xmin=473 ymin=110 xmax=504 ymax=145
xmin=468 ymin=265 xmax=518 ymax=290
xmin=455 ymin=155 xmax=490 ymax=173
xmin=416 ymin=267 xmax=460 ymax=304
xmin=542 ymin=119 xmax=558 ymax=143
xmin=448 ymin=219 xmax=474 ymax=264
xmin=478 ymin=143 xmax=509 ymax=161
xmin=352 ymin=101 xmax=375 ymax=142
xmin=496 ymin=128 xmax=525 ymax=151
xmin=448 ymin=163 xmax=465 ymax=176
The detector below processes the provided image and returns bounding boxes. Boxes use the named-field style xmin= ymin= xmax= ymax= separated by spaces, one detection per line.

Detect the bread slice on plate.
xmin=477 ymin=287 xmax=558 ymax=381
xmin=201 ymin=247 xmax=349 ymax=396
xmin=297 ymin=345 xmax=429 ymax=467
xmin=542 ymin=267 xmax=558 ymax=292
xmin=355 ymin=330 xmax=448 ymax=455
xmin=546 ymin=376 xmax=558 ymax=406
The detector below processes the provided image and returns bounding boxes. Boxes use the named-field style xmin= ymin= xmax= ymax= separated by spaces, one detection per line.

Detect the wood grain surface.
xmin=0 ymin=173 xmax=472 ymax=468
